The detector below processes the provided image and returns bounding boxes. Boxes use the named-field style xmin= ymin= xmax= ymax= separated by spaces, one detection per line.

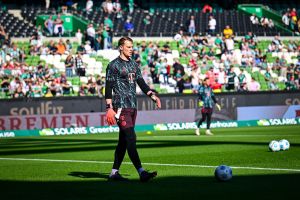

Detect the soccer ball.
xmin=214 ymin=165 xmax=232 ymax=181
xmin=269 ymin=140 xmax=280 ymax=152
xmin=279 ymin=139 xmax=290 ymax=151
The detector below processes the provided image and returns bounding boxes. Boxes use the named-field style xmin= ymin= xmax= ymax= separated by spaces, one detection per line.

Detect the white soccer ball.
xmin=269 ymin=140 xmax=280 ymax=152
xmin=214 ymin=165 xmax=232 ymax=181
xmin=279 ymin=139 xmax=290 ymax=151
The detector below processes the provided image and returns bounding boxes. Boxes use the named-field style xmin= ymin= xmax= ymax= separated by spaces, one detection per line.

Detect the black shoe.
xmin=140 ymin=170 xmax=157 ymax=182
xmin=108 ymin=172 xmax=128 ymax=181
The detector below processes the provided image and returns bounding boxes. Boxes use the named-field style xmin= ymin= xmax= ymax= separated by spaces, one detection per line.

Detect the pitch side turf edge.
xmin=1 ymin=157 xmax=300 ymax=172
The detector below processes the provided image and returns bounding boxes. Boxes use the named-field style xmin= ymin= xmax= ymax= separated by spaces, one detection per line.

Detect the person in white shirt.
xmin=208 ymin=15 xmax=216 ymax=34
xmin=86 ymin=0 xmax=93 ymax=13
xmin=260 ymin=17 xmax=269 ymax=27
xmin=45 ymin=0 xmax=50 ymax=9
xmin=84 ymin=41 xmax=92 ymax=54
xmin=250 ymin=13 xmax=259 ymax=25
xmin=217 ymin=66 xmax=226 ymax=85
xmin=106 ymin=0 xmax=114 ymax=14
xmin=282 ymin=13 xmax=289 ymax=26
xmin=75 ymin=29 xmax=83 ymax=45
xmin=86 ymin=24 xmax=95 ymax=48
xmin=225 ymin=37 xmax=234 ymax=52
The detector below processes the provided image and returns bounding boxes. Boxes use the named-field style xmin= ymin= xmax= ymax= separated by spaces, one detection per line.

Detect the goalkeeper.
xmin=195 ymin=78 xmax=220 ymax=136
xmin=105 ymin=37 xmax=161 ymax=182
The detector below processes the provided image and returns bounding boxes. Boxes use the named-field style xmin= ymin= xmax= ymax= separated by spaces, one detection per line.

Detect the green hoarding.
xmin=36 ymin=15 xmax=88 ymax=36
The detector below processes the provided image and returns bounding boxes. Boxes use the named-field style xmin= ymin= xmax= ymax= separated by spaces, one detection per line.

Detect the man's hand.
xmin=106 ymin=108 xmax=117 ymax=125
xmin=216 ymin=103 xmax=221 ymax=111
xmin=147 ymin=91 xmax=161 ymax=109
xmin=153 ymin=95 xmax=161 ymax=109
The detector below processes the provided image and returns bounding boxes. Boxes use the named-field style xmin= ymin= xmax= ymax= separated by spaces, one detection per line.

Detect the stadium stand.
xmin=0 ymin=0 xmax=299 ymax=99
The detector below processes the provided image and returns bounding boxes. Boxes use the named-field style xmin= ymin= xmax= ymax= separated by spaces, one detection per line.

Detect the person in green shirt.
xmin=102 ymin=26 xmax=109 ymax=49
xmin=264 ymin=68 xmax=277 ymax=90
xmin=104 ymin=16 xmax=113 ymax=30
xmin=214 ymin=34 xmax=222 ymax=48
xmin=238 ymin=69 xmax=246 ymax=91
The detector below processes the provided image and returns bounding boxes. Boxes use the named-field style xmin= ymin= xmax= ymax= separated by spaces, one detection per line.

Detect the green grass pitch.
xmin=0 ymin=125 xmax=299 ymax=200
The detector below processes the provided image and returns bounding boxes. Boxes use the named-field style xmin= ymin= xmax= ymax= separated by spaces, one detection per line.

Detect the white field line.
xmin=0 ymin=157 xmax=300 ymax=172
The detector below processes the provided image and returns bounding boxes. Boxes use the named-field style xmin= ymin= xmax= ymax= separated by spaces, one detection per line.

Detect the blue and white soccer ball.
xmin=279 ymin=139 xmax=290 ymax=151
xmin=269 ymin=140 xmax=280 ymax=152
xmin=214 ymin=165 xmax=232 ymax=181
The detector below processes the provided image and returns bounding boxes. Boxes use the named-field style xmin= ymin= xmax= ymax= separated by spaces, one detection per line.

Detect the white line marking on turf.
xmin=1 ymin=157 xmax=300 ymax=173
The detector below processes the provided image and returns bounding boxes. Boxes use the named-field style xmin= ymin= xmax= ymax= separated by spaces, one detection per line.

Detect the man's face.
xmin=121 ymin=40 xmax=133 ymax=58
xmin=204 ymin=79 xmax=209 ymax=86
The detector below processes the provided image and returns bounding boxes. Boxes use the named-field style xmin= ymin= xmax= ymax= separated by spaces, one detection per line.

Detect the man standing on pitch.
xmin=105 ymin=37 xmax=161 ymax=182
xmin=195 ymin=78 xmax=221 ymax=136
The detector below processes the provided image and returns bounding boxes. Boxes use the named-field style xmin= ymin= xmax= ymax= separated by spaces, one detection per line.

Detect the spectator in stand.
xmin=208 ymin=15 xmax=216 ymax=35
xmin=260 ymin=17 xmax=269 ymax=28
xmin=0 ymin=26 xmax=7 ymax=46
xmin=102 ymin=25 xmax=110 ymax=49
xmin=48 ymin=40 xmax=57 ymax=54
xmin=65 ymin=54 xmax=74 ymax=77
xmin=237 ymin=69 xmax=246 ymax=91
xmin=86 ymin=23 xmax=96 ymax=49
xmin=160 ymin=58 xmax=169 ymax=85
xmin=206 ymin=67 xmax=216 ymax=87
xmin=113 ymin=0 xmax=122 ymax=18
xmin=56 ymin=39 xmax=66 ymax=55
xmin=202 ymin=4 xmax=213 ymax=13
xmin=106 ymin=0 xmax=114 ymax=14
xmin=143 ymin=15 xmax=151 ymax=26
xmin=124 ymin=19 xmax=134 ymax=33
xmin=45 ymin=0 xmax=50 ymax=9
xmin=84 ymin=40 xmax=93 ymax=54
xmin=75 ymin=29 xmax=83 ymax=45
xmin=60 ymin=72 xmax=73 ymax=95
xmin=54 ymin=14 xmax=64 ymax=36
xmin=65 ymin=39 xmax=72 ymax=53
xmin=282 ymin=12 xmax=290 ymax=27
xmin=173 ymin=58 xmax=185 ymax=77
xmin=175 ymin=69 xmax=184 ymax=93
xmin=44 ymin=15 xmax=54 ymax=36
xmin=75 ymin=53 xmax=85 ymax=76
xmin=226 ymin=66 xmax=236 ymax=91
xmin=86 ymin=0 xmax=93 ymax=13
xmin=225 ymin=36 xmax=234 ymax=53
xmin=290 ymin=8 xmax=297 ymax=19
xmin=187 ymin=15 xmax=196 ymax=36
xmin=272 ymin=35 xmax=283 ymax=51
xmin=264 ymin=67 xmax=276 ymax=90
xmin=250 ymin=13 xmax=259 ymax=25
xmin=217 ymin=66 xmax=226 ymax=87
xmin=104 ymin=15 xmax=113 ymax=44
xmin=132 ymin=48 xmax=140 ymax=65
xmin=128 ymin=0 xmax=134 ymax=14
xmin=223 ymin=25 xmax=233 ymax=39
xmin=248 ymin=77 xmax=260 ymax=91
xmin=268 ymin=19 xmax=274 ymax=28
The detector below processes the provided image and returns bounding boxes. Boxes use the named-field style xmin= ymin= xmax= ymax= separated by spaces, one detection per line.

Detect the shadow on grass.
xmin=68 ymin=172 xmax=110 ymax=179
xmin=0 ymin=173 xmax=298 ymax=200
